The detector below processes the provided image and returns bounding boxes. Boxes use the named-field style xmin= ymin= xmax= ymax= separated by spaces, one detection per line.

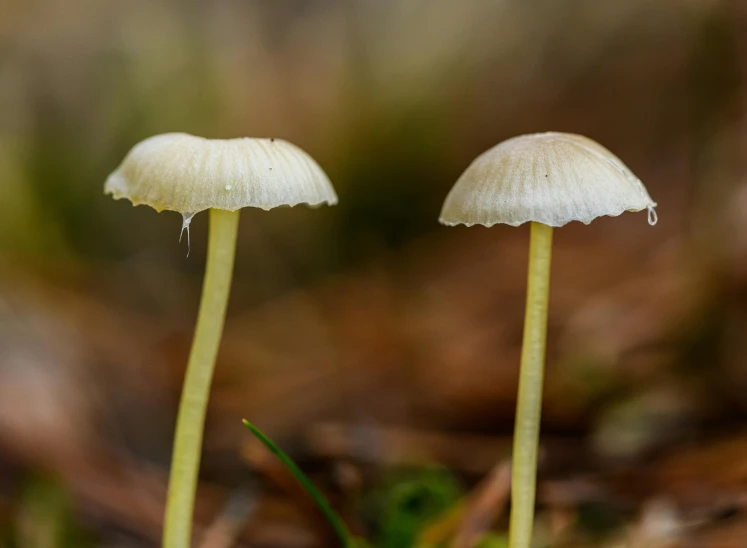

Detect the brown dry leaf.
xmin=304 ymin=422 xmax=513 ymax=475
xmin=451 ymin=461 xmax=512 ymax=548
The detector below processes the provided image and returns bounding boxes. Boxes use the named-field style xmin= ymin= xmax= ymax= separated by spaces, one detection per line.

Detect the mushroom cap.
xmin=105 ymin=133 xmax=338 ymax=214
xmin=439 ymin=132 xmax=656 ymax=228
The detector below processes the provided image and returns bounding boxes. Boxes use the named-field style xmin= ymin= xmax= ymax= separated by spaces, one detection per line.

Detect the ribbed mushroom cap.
xmin=440 ymin=132 xmax=656 ymax=228
xmin=105 ymin=133 xmax=338 ymax=214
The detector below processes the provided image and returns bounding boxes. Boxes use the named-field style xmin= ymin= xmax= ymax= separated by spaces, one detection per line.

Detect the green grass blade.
xmin=242 ymin=420 xmax=356 ymax=547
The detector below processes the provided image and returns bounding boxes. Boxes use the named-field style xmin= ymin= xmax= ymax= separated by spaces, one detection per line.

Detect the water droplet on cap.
xmin=180 ymin=212 xmax=197 ymax=257
xmin=647 ymin=206 xmax=658 ymax=226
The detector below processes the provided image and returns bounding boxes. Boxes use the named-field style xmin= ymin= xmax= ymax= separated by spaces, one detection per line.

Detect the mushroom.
xmin=439 ymin=132 xmax=656 ymax=548
xmin=105 ymin=132 xmax=337 ymax=547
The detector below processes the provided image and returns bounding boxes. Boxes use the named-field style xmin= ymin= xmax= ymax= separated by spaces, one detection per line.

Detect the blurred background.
xmin=1 ymin=0 xmax=747 ymax=546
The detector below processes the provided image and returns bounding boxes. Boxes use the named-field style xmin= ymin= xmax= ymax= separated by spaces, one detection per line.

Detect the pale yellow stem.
xmin=508 ymin=222 xmax=553 ymax=548
xmin=163 ymin=208 xmax=240 ymax=548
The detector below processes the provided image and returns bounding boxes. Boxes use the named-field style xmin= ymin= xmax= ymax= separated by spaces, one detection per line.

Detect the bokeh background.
xmin=1 ymin=0 xmax=747 ymax=546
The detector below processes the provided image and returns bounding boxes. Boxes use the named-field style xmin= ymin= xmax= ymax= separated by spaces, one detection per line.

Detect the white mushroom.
xmin=105 ymin=132 xmax=337 ymax=548
xmin=439 ymin=131 xmax=657 ymax=548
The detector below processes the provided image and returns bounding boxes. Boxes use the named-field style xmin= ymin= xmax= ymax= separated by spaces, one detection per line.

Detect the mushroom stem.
xmin=508 ymin=221 xmax=553 ymax=548
xmin=163 ymin=208 xmax=240 ymax=548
